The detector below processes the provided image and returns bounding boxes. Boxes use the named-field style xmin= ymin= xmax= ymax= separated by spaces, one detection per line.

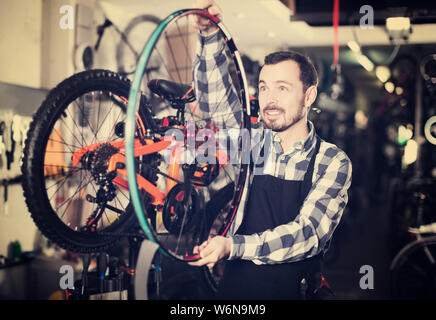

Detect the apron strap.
xmin=301 ymin=134 xmax=321 ymax=201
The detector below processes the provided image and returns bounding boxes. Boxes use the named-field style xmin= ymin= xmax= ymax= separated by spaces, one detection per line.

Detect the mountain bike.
xmin=21 ymin=8 xmax=250 ymax=277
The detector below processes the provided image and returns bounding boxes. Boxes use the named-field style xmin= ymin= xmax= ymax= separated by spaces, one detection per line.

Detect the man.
xmin=189 ymin=0 xmax=352 ymax=300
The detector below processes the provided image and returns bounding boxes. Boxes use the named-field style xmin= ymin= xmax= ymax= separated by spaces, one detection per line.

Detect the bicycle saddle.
xmin=148 ymin=79 xmax=196 ymax=106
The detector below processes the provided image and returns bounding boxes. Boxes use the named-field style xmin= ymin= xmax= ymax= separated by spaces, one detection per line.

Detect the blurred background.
xmin=0 ymin=0 xmax=435 ymax=300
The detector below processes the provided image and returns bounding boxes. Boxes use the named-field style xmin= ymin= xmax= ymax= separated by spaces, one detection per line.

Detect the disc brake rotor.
xmin=162 ymin=183 xmax=200 ymax=235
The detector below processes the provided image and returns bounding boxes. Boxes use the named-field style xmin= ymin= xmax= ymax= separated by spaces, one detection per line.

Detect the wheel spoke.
xmin=74 ymin=95 xmax=99 ymax=144
xmin=164 ymin=31 xmax=183 ymax=84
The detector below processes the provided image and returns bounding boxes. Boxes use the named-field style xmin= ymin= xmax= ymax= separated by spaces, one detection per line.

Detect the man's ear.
xmin=304 ymin=85 xmax=317 ymax=108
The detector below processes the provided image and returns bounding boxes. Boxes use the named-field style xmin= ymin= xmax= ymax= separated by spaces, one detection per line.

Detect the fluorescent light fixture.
xmin=356 ymin=54 xmax=374 ymax=72
xmin=347 ymin=41 xmax=361 ymax=53
xmin=375 ymin=66 xmax=391 ymax=83
xmin=384 ymin=81 xmax=395 ymax=93
xmin=386 ymin=17 xmax=411 ymax=31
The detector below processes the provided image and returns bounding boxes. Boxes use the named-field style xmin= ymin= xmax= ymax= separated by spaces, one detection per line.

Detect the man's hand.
xmin=188 ymin=236 xmax=231 ymax=267
xmin=192 ymin=0 xmax=223 ymax=35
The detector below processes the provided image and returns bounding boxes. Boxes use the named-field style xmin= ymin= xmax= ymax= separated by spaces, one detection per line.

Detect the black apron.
xmin=216 ymin=135 xmax=322 ymax=300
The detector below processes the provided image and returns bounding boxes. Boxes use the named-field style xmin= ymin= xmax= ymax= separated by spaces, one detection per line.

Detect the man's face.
xmin=258 ymin=60 xmax=306 ymax=132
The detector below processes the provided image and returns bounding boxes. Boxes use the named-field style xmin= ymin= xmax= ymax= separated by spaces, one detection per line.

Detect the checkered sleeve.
xmin=229 ymin=148 xmax=353 ymax=265
xmin=192 ymin=30 xmax=242 ymax=130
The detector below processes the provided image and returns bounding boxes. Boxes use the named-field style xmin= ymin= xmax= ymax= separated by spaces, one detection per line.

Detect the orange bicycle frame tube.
xmin=71 ymin=134 xmax=183 ymax=206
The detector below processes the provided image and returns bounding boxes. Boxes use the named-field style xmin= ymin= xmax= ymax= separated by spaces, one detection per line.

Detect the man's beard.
xmin=262 ymin=98 xmax=305 ymax=132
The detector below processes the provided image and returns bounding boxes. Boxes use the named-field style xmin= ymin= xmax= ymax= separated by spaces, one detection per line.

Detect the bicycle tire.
xmin=390 ymin=235 xmax=436 ymax=299
xmin=125 ymin=9 xmax=250 ymax=262
xmin=21 ymin=69 xmax=152 ymax=253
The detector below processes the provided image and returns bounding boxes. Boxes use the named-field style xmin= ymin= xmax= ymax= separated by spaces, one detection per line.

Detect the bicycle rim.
xmin=125 ymin=9 xmax=250 ymax=262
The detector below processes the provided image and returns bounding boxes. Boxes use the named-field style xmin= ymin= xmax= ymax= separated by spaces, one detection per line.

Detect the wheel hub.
xmin=162 ymin=183 xmax=200 ymax=235
xmin=90 ymin=143 xmax=119 ymax=178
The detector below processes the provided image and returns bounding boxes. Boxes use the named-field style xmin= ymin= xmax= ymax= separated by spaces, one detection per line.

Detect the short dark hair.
xmin=263 ymin=51 xmax=318 ymax=92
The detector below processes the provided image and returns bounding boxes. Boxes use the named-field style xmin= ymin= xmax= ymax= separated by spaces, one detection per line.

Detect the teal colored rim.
xmin=125 ymin=9 xmax=249 ymax=261
xmin=125 ymin=10 xmax=187 ymax=253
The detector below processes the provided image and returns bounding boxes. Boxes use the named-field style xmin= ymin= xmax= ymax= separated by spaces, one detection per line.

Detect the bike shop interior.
xmin=0 ymin=0 xmax=436 ymax=301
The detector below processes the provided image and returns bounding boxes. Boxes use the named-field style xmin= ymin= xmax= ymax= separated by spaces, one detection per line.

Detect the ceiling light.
xmin=375 ymin=66 xmax=391 ymax=83
xmin=386 ymin=17 xmax=412 ymax=40
xmin=398 ymin=125 xmax=413 ymax=144
xmin=400 ymin=99 xmax=407 ymax=107
xmin=356 ymin=54 xmax=374 ymax=72
xmin=402 ymin=139 xmax=417 ymax=167
xmin=384 ymin=81 xmax=395 ymax=93
xmin=347 ymin=41 xmax=361 ymax=53
xmin=355 ymin=109 xmax=368 ymax=129
xmin=395 ymin=86 xmax=404 ymax=95
xmin=386 ymin=17 xmax=410 ymax=31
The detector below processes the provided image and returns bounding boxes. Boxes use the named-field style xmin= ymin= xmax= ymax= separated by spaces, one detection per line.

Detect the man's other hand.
xmin=188 ymin=236 xmax=231 ymax=267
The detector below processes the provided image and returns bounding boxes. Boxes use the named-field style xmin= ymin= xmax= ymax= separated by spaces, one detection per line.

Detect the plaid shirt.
xmin=192 ymin=30 xmax=242 ymax=130
xmin=193 ymin=31 xmax=352 ymax=265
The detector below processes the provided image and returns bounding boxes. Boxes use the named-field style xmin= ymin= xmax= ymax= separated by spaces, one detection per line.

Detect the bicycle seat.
xmin=148 ymin=79 xmax=196 ymax=106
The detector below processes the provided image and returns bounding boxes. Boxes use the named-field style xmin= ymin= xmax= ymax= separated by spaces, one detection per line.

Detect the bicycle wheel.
xmin=125 ymin=9 xmax=250 ymax=262
xmin=390 ymin=235 xmax=436 ymax=299
xmin=22 ymin=69 xmax=152 ymax=253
